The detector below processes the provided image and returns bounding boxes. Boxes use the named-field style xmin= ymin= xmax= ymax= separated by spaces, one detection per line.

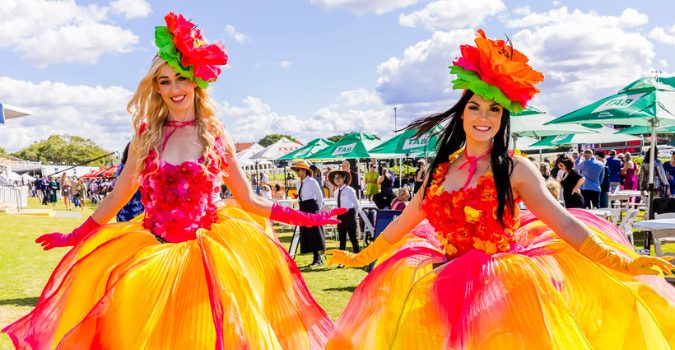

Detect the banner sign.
xmin=333 ymin=142 xmax=356 ymax=156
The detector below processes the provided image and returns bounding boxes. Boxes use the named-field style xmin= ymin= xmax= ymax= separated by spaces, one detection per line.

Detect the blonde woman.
xmin=620 ymin=152 xmax=639 ymax=190
xmin=60 ymin=173 xmax=72 ymax=210
xmin=5 ymin=13 xmax=342 ymax=349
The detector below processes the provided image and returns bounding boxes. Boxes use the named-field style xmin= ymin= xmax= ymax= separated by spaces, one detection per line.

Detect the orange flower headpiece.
xmin=450 ymin=30 xmax=543 ymax=113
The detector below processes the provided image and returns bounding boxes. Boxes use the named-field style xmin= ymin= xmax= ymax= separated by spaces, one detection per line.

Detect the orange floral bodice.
xmin=421 ymin=149 xmax=521 ymax=258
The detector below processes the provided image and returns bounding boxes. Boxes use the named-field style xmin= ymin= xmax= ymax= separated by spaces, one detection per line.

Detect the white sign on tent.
xmin=249 ymin=137 xmax=303 ymax=160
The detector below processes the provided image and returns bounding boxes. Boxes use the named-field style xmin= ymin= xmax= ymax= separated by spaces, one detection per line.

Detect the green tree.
xmin=0 ymin=146 xmax=6 ymax=154
xmin=327 ymin=133 xmax=349 ymax=143
xmin=258 ymin=134 xmax=299 ymax=147
xmin=12 ymin=135 xmax=111 ymax=167
xmin=327 ymin=133 xmax=380 ymax=142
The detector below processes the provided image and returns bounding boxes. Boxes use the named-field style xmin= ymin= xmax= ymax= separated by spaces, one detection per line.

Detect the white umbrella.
xmin=249 ymin=137 xmax=304 ymax=160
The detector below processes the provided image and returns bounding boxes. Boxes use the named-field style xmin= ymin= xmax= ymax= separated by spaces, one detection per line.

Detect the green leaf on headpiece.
xmin=154 ymin=25 xmax=210 ymax=89
xmin=449 ymin=65 xmax=524 ymax=114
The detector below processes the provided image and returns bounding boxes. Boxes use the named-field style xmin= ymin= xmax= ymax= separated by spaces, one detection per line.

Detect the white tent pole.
xmin=650 ymin=119 xmax=656 ymax=186
xmin=399 ymin=157 xmax=402 ymax=188
xmin=648 ymin=119 xmax=656 ymax=219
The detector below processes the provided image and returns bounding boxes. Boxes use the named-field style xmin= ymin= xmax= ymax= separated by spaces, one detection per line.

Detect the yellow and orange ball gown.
xmin=327 ymin=173 xmax=675 ymax=349
xmin=3 ymin=145 xmax=333 ymax=349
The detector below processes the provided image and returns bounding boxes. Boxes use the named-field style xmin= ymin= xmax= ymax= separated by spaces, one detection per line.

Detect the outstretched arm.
xmin=326 ymin=174 xmax=429 ymax=267
xmin=512 ymin=158 xmax=673 ymax=276
xmin=219 ymin=130 xmax=344 ymax=226
xmin=90 ymin=146 xmax=141 ymax=224
xmin=37 ymin=143 xmax=141 ymax=250
xmin=219 ymin=131 xmax=274 ymax=218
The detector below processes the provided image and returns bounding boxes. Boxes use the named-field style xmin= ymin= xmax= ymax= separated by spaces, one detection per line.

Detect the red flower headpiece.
xmin=450 ymin=30 xmax=543 ymax=113
xmin=155 ymin=13 xmax=228 ymax=88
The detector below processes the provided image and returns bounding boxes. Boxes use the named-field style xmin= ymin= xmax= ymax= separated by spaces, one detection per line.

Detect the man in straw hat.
xmin=328 ymin=170 xmax=360 ymax=268
xmin=292 ymin=161 xmax=327 ymax=267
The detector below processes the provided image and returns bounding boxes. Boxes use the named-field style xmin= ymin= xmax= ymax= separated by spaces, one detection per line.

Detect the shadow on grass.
xmin=323 ymin=286 xmax=357 ymax=293
xmin=0 ymin=297 xmax=39 ymax=307
xmin=297 ymin=266 xmax=332 ymax=274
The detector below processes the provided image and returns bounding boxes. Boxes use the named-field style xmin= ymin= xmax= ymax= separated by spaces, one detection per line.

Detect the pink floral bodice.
xmin=138 ymin=127 xmax=227 ymax=243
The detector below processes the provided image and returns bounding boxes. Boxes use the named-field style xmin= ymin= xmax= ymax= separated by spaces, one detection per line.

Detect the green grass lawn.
xmin=0 ymin=198 xmax=673 ymax=348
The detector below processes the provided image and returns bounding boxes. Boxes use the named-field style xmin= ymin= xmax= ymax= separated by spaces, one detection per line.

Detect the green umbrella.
xmin=547 ymin=77 xmax=675 ymax=127
xmin=617 ymin=124 xmax=675 ymax=134
xmin=308 ymin=132 xmax=380 ymax=160
xmin=369 ymin=125 xmax=442 ymax=158
xmin=547 ymin=77 xmax=675 ymax=215
xmin=511 ymin=106 xmax=596 ymax=148
xmin=531 ymin=126 xmax=640 ymax=148
xmin=512 ymin=136 xmax=550 ymax=151
xmin=278 ymin=138 xmax=334 ymax=160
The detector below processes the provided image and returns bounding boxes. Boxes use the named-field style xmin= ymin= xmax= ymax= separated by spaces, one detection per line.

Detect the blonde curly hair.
xmin=128 ymin=58 xmax=224 ymax=180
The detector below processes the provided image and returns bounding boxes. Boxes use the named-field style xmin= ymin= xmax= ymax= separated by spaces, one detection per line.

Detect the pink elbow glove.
xmin=36 ymin=217 xmax=101 ymax=250
xmin=270 ymin=203 xmax=347 ymax=227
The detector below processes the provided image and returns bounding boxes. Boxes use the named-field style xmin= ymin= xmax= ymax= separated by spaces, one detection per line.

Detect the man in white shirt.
xmin=328 ymin=170 xmax=360 ymax=268
xmin=260 ymin=172 xmax=269 ymax=187
xmin=292 ymin=161 xmax=326 ymax=267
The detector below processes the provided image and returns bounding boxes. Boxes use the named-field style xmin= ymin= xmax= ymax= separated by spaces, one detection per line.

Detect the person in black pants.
xmin=328 ymin=170 xmax=360 ymax=269
xmin=292 ymin=161 xmax=326 ymax=267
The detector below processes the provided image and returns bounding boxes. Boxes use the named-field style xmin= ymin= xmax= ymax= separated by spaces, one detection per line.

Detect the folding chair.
xmin=651 ymin=212 xmax=675 ymax=256
xmin=618 ymin=209 xmax=639 ymax=248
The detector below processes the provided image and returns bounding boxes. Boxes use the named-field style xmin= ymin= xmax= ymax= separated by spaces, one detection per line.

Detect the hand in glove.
xmin=578 ymin=233 xmax=674 ymax=276
xmin=326 ymin=235 xmax=392 ymax=268
xmin=36 ymin=217 xmax=101 ymax=250
xmin=270 ymin=203 xmax=346 ymax=227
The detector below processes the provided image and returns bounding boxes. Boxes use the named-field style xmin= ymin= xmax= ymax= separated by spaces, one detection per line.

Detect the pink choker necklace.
xmin=458 ymin=147 xmax=492 ymax=188
xmin=162 ymin=120 xmax=196 ymax=151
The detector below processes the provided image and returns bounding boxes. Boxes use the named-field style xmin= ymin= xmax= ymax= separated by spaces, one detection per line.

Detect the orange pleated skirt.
xmin=327 ymin=210 xmax=675 ymax=349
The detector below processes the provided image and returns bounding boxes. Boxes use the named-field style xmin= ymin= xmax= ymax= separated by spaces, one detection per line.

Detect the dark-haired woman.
xmin=559 ymin=155 xmax=585 ymax=208
xmin=325 ymin=30 xmax=675 ymax=350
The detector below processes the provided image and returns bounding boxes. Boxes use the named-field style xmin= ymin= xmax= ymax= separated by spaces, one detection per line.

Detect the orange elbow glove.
xmin=326 ymin=235 xmax=392 ymax=268
xmin=578 ymin=233 xmax=674 ymax=276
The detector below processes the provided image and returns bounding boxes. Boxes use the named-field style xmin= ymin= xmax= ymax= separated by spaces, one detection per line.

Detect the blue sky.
xmin=2 ymin=0 xmax=675 ymax=153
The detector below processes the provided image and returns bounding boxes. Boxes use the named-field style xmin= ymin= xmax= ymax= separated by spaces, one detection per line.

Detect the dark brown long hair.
xmin=406 ymin=90 xmax=515 ymax=227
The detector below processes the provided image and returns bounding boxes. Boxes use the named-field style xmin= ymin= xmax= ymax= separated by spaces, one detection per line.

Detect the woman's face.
xmin=401 ymin=192 xmax=410 ymax=201
xmin=462 ymin=94 xmax=503 ymax=144
xmin=156 ymin=64 xmax=198 ymax=114
xmin=334 ymin=174 xmax=345 ymax=186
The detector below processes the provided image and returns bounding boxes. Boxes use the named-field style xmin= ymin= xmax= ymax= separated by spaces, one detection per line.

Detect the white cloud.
xmin=375 ymin=7 xmax=655 ymax=118
xmin=660 ymin=59 xmax=669 ymax=68
xmin=510 ymin=9 xmax=654 ymax=114
xmin=336 ymin=88 xmax=382 ymax=107
xmin=553 ymin=1 xmax=561 ymax=5
xmin=619 ymin=8 xmax=649 ymax=27
xmin=109 ymin=0 xmax=152 ymax=19
xmin=278 ymin=61 xmax=292 ymax=68
xmin=399 ymin=0 xmax=507 ymax=31
xmin=218 ymin=96 xmax=394 ymax=143
xmin=0 ymin=0 xmax=141 ymax=67
xmin=224 ymin=24 xmax=252 ymax=44
xmin=506 ymin=7 xmax=648 ymax=28
xmin=512 ymin=6 xmax=531 ymax=16
xmin=16 ymin=23 xmax=138 ymax=68
xmin=649 ymin=24 xmax=675 ymax=46
xmin=375 ymin=29 xmax=475 ymax=105
xmin=309 ymin=0 xmax=424 ymax=15
xmin=0 ymin=77 xmax=134 ymax=153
